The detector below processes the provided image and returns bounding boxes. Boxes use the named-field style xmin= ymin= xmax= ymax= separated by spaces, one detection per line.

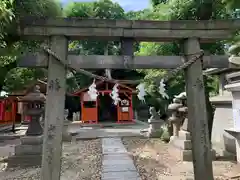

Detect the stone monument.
xmin=140 ymin=107 xmax=165 ymax=137
xmin=7 ymin=85 xmax=45 ymax=167
xmin=147 ymin=107 xmax=165 ymax=137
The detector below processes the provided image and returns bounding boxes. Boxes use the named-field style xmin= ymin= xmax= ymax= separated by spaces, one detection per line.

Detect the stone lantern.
xmin=178 ymin=106 xmax=188 ymax=130
xmin=169 ymin=92 xmax=216 ymax=161
xmin=174 ymin=92 xmax=188 ymax=129
xmin=8 ymin=85 xmax=46 ymax=167
xmin=168 ymin=95 xmax=193 ymax=161
xmin=168 ymin=98 xmax=182 ymax=139
xmin=21 ymin=85 xmax=45 ymax=136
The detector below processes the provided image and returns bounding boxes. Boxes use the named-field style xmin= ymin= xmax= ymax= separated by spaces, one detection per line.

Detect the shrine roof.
xmin=203 ymin=68 xmax=236 ymax=75
xmin=72 ymin=80 xmax=136 ymax=95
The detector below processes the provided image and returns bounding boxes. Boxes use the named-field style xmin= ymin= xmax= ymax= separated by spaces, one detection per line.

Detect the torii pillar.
xmin=41 ymin=36 xmax=68 ymax=180
xmin=183 ymin=38 xmax=214 ymax=180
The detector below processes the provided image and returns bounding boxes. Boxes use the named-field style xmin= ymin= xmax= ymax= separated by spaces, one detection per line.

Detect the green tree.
xmin=136 ymin=0 xmax=232 ymax=98
xmin=224 ymin=0 xmax=240 ymax=56
xmin=64 ymin=0 xmax=143 ymax=91
xmin=0 ymin=0 xmax=14 ymax=47
xmin=134 ymin=0 xmax=237 ymax=138
xmin=0 ymin=0 xmax=62 ymax=93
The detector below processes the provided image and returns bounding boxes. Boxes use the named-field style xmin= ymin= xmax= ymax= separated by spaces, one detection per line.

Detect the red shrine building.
xmin=73 ymin=80 xmax=136 ymax=124
xmin=0 ymin=79 xmax=47 ymax=129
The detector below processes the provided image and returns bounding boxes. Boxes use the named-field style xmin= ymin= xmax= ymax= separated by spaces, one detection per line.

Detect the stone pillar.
xmin=41 ymin=36 xmax=68 ymax=180
xmin=183 ymin=38 xmax=213 ymax=180
xmin=8 ymin=85 xmax=46 ymax=167
xmin=224 ymin=72 xmax=240 ymax=163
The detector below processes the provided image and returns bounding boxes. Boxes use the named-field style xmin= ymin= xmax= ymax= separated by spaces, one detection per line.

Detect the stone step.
xmin=102 ymin=163 xmax=137 ymax=172
xmin=102 ymin=147 xmax=127 ymax=154
xmin=15 ymin=144 xmax=42 ymax=156
xmin=157 ymin=176 xmax=194 ymax=180
xmin=173 ymin=148 xmax=216 ymax=161
xmin=101 ymin=138 xmax=140 ymax=180
xmin=178 ymin=130 xmax=191 ymax=140
xmin=103 ymin=154 xmax=132 ymax=161
xmin=102 ymin=138 xmax=128 ymax=155
xmin=20 ymin=135 xmax=43 ymax=145
xmin=171 ymin=138 xmax=192 ymax=150
xmin=102 ymin=171 xmax=141 ymax=180
xmin=3 ymin=155 xmax=42 ymax=168
xmin=102 ymin=138 xmax=122 ymax=145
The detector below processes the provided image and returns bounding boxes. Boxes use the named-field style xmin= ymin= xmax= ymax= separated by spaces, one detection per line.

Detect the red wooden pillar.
xmin=11 ymin=100 xmax=17 ymax=124
xmin=0 ymin=100 xmax=4 ymax=121
xmin=130 ymin=94 xmax=133 ymax=121
xmin=117 ymin=103 xmax=120 ymax=123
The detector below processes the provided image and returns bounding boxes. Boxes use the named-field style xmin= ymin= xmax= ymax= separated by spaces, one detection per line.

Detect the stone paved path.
xmin=101 ymin=137 xmax=141 ymax=180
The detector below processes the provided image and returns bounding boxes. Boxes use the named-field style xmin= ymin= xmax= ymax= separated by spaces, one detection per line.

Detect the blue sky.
xmin=60 ymin=0 xmax=150 ymax=11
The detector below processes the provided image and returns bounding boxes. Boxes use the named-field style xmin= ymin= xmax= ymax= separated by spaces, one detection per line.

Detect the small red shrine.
xmin=73 ymin=81 xmax=136 ymax=124
xmin=0 ymin=96 xmax=18 ymax=126
xmin=0 ymin=79 xmax=47 ymax=125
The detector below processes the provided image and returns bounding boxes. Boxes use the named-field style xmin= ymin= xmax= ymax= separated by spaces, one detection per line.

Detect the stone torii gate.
xmin=17 ymin=17 xmax=240 ymax=180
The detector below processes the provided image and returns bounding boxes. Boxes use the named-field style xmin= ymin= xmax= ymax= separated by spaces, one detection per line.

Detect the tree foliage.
xmin=0 ymin=0 xmax=62 ymax=93
xmin=0 ymin=0 xmax=239 ymax=106
xmin=64 ymin=0 xmax=143 ymax=91
xmin=134 ymin=0 xmax=234 ymax=105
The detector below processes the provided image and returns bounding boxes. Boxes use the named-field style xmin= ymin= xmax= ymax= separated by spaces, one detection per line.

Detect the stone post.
xmin=8 ymin=85 xmax=46 ymax=167
xmin=224 ymin=71 xmax=240 ymax=163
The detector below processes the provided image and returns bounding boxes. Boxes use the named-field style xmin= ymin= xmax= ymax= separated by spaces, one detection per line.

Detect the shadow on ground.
xmin=122 ymin=137 xmax=240 ymax=180
xmin=122 ymin=137 xmax=171 ymax=180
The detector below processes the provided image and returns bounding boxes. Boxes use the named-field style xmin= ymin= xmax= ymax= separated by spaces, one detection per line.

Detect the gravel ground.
xmin=122 ymin=137 xmax=240 ymax=180
xmin=0 ymin=139 xmax=102 ymax=180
